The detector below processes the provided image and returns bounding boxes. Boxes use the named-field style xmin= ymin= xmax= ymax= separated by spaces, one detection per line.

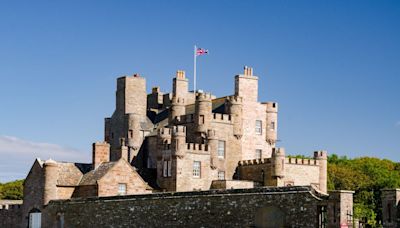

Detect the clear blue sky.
xmin=0 ymin=1 xmax=399 ymax=182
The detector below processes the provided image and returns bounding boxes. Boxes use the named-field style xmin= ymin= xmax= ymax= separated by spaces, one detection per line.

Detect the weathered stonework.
xmin=41 ymin=186 xmax=348 ymax=228
xmin=381 ymin=189 xmax=400 ymax=227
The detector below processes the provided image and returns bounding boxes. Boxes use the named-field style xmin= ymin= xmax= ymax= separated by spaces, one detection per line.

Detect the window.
xmin=129 ymin=130 xmax=133 ymax=138
xmin=388 ymin=203 xmax=392 ymax=222
xmin=270 ymin=121 xmax=276 ymax=131
xmin=167 ymin=160 xmax=172 ymax=177
xmin=118 ymin=183 xmax=127 ymax=195
xmin=218 ymin=171 xmax=225 ymax=180
xmin=255 ymin=120 xmax=262 ymax=134
xmin=199 ymin=115 xmax=205 ymax=124
xmin=163 ymin=161 xmax=168 ymax=177
xmin=193 ymin=161 xmax=201 ymax=178
xmin=256 ymin=149 xmax=262 ymax=159
xmin=218 ymin=141 xmax=225 ymax=158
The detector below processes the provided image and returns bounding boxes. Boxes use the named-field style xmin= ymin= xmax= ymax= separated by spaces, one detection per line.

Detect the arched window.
xmin=29 ymin=208 xmax=41 ymax=228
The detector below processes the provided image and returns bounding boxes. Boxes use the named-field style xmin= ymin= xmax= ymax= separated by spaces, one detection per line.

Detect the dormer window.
xmin=118 ymin=183 xmax=127 ymax=195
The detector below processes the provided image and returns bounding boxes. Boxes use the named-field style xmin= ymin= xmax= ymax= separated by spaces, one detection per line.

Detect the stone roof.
xmin=79 ymin=162 xmax=118 ymax=186
xmin=57 ymin=162 xmax=92 ymax=186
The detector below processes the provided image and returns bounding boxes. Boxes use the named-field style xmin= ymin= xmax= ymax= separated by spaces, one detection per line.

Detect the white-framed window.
xmin=118 ymin=183 xmax=127 ymax=195
xmin=193 ymin=161 xmax=201 ymax=178
xmin=218 ymin=171 xmax=225 ymax=180
xmin=270 ymin=121 xmax=276 ymax=131
xmin=256 ymin=149 xmax=262 ymax=159
xmin=218 ymin=140 xmax=225 ymax=158
xmin=255 ymin=120 xmax=262 ymax=134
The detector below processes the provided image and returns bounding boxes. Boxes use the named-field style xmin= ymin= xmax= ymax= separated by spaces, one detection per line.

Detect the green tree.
xmin=0 ymin=180 xmax=24 ymax=200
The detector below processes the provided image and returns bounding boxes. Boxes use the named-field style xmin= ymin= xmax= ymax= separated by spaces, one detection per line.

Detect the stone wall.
xmin=0 ymin=204 xmax=22 ymax=228
xmin=381 ymin=189 xmax=400 ymax=228
xmin=42 ymin=186 xmax=336 ymax=228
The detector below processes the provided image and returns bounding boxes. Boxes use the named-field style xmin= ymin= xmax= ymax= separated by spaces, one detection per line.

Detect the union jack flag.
xmin=196 ymin=48 xmax=209 ymax=56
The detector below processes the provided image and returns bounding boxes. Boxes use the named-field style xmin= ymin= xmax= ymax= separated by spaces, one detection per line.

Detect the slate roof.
xmin=56 ymin=162 xmax=92 ymax=186
xmin=78 ymin=162 xmax=118 ymax=186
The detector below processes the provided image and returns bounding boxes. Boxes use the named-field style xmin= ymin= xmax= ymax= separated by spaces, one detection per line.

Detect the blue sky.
xmin=0 ymin=1 xmax=399 ymax=182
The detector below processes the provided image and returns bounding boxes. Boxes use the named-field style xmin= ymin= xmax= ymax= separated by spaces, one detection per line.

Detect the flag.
xmin=196 ymin=48 xmax=209 ymax=56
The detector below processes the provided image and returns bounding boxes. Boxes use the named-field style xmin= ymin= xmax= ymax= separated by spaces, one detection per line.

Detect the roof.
xmin=79 ymin=162 xmax=118 ymax=186
xmin=57 ymin=162 xmax=92 ymax=186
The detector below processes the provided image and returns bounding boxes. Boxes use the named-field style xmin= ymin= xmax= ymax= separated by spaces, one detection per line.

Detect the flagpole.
xmin=193 ymin=45 xmax=197 ymax=92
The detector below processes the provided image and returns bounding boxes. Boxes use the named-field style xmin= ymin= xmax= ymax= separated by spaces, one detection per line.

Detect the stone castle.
xmin=0 ymin=66 xmax=365 ymax=227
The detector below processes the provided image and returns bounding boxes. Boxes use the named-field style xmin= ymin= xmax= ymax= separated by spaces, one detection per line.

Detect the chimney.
xmin=92 ymin=142 xmax=110 ymax=169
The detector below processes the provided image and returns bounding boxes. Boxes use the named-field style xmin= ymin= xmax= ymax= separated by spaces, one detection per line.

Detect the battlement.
xmin=272 ymin=147 xmax=285 ymax=157
xmin=226 ymin=95 xmax=243 ymax=104
xmin=212 ymin=113 xmax=233 ymax=123
xmin=238 ymin=158 xmax=272 ymax=166
xmin=172 ymin=125 xmax=186 ymax=134
xmin=314 ymin=150 xmax=327 ymax=160
xmin=264 ymin=102 xmax=278 ymax=112
xmin=196 ymin=92 xmax=213 ymax=101
xmin=158 ymin=127 xmax=172 ymax=137
xmin=285 ymin=157 xmax=319 ymax=166
xmin=175 ymin=70 xmax=186 ymax=80
xmin=186 ymin=143 xmax=209 ymax=152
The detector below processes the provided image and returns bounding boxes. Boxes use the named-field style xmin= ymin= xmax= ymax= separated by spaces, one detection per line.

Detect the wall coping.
xmin=48 ymin=186 xmax=327 ymax=205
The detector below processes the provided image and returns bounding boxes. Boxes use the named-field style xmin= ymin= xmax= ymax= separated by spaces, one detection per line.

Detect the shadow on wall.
xmin=254 ymin=205 xmax=285 ymax=228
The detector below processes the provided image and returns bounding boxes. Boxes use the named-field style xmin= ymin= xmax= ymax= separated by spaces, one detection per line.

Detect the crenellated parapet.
xmin=212 ymin=113 xmax=233 ymax=124
xmin=238 ymin=158 xmax=272 ymax=166
xmin=186 ymin=143 xmax=209 ymax=153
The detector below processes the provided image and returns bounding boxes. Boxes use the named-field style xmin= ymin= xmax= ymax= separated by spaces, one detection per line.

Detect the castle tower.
xmin=234 ymin=66 xmax=258 ymax=102
xmin=226 ymin=96 xmax=243 ymax=139
xmin=208 ymin=129 xmax=218 ymax=169
xmin=314 ymin=150 xmax=327 ymax=193
xmin=43 ymin=159 xmax=58 ymax=205
xmin=116 ymin=74 xmax=147 ymax=116
xmin=92 ymin=142 xmax=110 ymax=169
xmin=265 ymin=102 xmax=278 ymax=145
xmin=271 ymin=147 xmax=285 ymax=178
xmin=194 ymin=92 xmax=212 ymax=134
xmin=171 ymin=125 xmax=186 ymax=158
xmin=105 ymin=74 xmax=149 ymax=160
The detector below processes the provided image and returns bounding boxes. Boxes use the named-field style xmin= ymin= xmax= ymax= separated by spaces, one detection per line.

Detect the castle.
xmin=1 ymin=66 xmax=360 ymax=227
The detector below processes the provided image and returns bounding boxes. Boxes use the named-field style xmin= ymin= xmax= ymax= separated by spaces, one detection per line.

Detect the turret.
xmin=271 ymin=148 xmax=285 ymax=178
xmin=194 ymin=92 xmax=212 ymax=133
xmin=126 ymin=113 xmax=142 ymax=153
xmin=169 ymin=96 xmax=186 ymax=124
xmin=92 ymin=142 xmax=110 ymax=169
xmin=314 ymin=150 xmax=327 ymax=193
xmin=43 ymin=159 xmax=58 ymax=205
xmin=116 ymin=74 xmax=146 ymax=116
xmin=171 ymin=126 xmax=186 ymax=158
xmin=208 ymin=129 xmax=218 ymax=169
xmin=265 ymin=102 xmax=278 ymax=145
xmin=226 ymin=95 xmax=243 ymax=138
xmin=234 ymin=66 xmax=258 ymax=103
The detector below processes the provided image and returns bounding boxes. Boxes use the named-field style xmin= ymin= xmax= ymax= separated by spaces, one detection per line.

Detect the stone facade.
xmin=0 ymin=66 xmax=355 ymax=227
xmin=41 ymin=186 xmax=351 ymax=228
xmin=381 ymin=189 xmax=400 ymax=227
xmin=103 ymin=67 xmax=327 ymax=193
